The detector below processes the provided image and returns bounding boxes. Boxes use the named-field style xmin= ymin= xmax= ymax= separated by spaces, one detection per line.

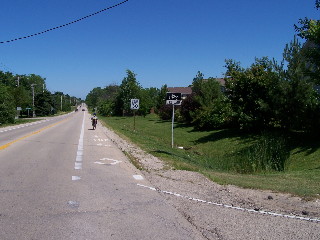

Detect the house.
xmin=167 ymin=87 xmax=192 ymax=100
xmin=211 ymin=78 xmax=226 ymax=92
xmin=167 ymin=78 xmax=226 ymax=99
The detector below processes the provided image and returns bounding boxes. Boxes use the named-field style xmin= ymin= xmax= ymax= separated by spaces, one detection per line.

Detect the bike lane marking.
xmin=74 ymin=111 xmax=85 ymax=171
xmin=69 ymin=112 xmax=85 ymax=206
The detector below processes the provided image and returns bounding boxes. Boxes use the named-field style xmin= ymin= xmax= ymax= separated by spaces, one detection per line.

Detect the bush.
xmin=158 ymin=104 xmax=175 ymax=120
xmin=191 ymin=97 xmax=233 ymax=130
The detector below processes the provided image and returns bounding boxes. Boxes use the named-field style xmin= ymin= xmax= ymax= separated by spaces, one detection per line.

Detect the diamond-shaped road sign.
xmin=130 ymin=99 xmax=140 ymax=110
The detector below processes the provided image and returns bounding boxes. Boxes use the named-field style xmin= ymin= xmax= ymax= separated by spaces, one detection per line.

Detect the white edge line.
xmin=136 ymin=184 xmax=320 ymax=223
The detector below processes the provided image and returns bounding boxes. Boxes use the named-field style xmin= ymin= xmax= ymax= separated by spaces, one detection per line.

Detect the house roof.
xmin=167 ymin=87 xmax=192 ymax=94
xmin=215 ymin=78 xmax=226 ymax=86
xmin=203 ymin=78 xmax=226 ymax=86
xmin=167 ymin=78 xmax=225 ymax=95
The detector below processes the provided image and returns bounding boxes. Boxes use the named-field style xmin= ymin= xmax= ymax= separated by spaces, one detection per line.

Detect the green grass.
xmin=0 ymin=118 xmax=39 ymax=128
xmin=100 ymin=114 xmax=320 ymax=199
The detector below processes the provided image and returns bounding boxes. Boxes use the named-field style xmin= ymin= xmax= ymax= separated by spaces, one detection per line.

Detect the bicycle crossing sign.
xmin=130 ymin=99 xmax=140 ymax=110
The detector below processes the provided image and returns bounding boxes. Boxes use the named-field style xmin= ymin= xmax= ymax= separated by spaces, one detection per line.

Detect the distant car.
xmin=82 ymin=109 xmax=85 ymax=111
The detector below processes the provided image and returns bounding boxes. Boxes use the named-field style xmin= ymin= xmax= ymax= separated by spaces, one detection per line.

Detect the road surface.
xmin=0 ymin=111 xmax=205 ymax=240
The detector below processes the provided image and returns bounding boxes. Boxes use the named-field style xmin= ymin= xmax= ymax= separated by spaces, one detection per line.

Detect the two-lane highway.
xmin=0 ymin=111 xmax=206 ymax=240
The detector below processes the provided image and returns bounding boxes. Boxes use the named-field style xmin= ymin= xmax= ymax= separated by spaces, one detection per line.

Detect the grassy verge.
xmin=100 ymin=114 xmax=320 ymax=199
xmin=0 ymin=118 xmax=39 ymax=128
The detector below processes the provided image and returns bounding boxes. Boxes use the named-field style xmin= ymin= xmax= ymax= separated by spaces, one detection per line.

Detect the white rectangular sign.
xmin=130 ymin=99 xmax=140 ymax=109
xmin=166 ymin=100 xmax=182 ymax=105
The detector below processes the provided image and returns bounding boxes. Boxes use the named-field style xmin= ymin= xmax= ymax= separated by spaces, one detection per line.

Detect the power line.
xmin=0 ymin=0 xmax=130 ymax=44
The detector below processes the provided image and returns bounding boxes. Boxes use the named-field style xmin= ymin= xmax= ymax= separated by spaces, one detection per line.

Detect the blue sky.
xmin=0 ymin=0 xmax=318 ymax=99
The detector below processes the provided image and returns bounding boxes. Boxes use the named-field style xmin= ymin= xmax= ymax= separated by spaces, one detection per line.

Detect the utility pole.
xmin=16 ymin=77 xmax=20 ymax=87
xmin=31 ymin=84 xmax=37 ymax=117
xmin=61 ymin=95 xmax=63 ymax=111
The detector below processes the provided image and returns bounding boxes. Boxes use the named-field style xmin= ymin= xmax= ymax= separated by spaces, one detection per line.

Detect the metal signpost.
xmin=166 ymin=93 xmax=182 ymax=148
xmin=130 ymin=99 xmax=140 ymax=131
xmin=26 ymin=107 xmax=31 ymax=117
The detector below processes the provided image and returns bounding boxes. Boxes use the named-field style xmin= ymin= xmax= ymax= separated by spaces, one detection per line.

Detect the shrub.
xmin=158 ymin=104 xmax=175 ymax=120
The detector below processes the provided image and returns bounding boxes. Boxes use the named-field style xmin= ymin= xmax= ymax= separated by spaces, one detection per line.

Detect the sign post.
xmin=26 ymin=107 xmax=31 ymax=117
xmin=166 ymin=93 xmax=182 ymax=148
xmin=130 ymin=99 xmax=140 ymax=131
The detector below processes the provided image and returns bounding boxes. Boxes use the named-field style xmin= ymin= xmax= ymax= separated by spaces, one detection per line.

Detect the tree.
xmin=114 ymin=70 xmax=142 ymax=116
xmin=191 ymin=71 xmax=204 ymax=94
xmin=139 ymin=87 xmax=159 ymax=116
xmin=97 ymin=84 xmax=119 ymax=116
xmin=294 ymin=1 xmax=320 ymax=83
xmin=225 ymin=57 xmax=285 ymax=130
xmin=277 ymin=37 xmax=320 ymax=131
xmin=0 ymin=83 xmax=15 ymax=124
xmin=85 ymin=87 xmax=103 ymax=110
xmin=35 ymin=90 xmax=53 ymax=116
xmin=155 ymin=84 xmax=168 ymax=114
xmin=190 ymin=75 xmax=229 ymax=130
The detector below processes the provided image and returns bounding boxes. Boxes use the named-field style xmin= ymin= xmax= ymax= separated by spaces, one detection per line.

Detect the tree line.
xmin=86 ymin=2 xmax=319 ymax=134
xmin=0 ymin=71 xmax=80 ymax=124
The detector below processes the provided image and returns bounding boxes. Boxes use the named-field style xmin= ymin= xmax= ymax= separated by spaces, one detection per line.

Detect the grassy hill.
xmin=100 ymin=114 xmax=320 ymax=199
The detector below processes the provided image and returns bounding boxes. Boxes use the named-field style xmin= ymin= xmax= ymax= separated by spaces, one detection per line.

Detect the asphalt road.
xmin=0 ymin=111 xmax=206 ymax=240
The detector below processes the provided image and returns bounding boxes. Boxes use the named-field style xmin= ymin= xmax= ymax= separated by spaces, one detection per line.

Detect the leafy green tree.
xmin=191 ymin=71 xmax=204 ymax=94
xmin=276 ymin=37 xmax=320 ymax=131
xmin=11 ymin=85 xmax=31 ymax=110
xmin=191 ymin=76 xmax=229 ymax=130
xmin=35 ymin=90 xmax=53 ymax=116
xmin=225 ymin=53 xmax=320 ymax=132
xmin=97 ymin=84 xmax=119 ymax=116
xmin=85 ymin=87 xmax=103 ymax=110
xmin=155 ymin=84 xmax=167 ymax=113
xmin=225 ymin=57 xmax=285 ymax=130
xmin=0 ymin=83 xmax=15 ymax=124
xmin=180 ymin=93 xmax=200 ymax=123
xmin=175 ymin=71 xmax=204 ymax=124
xmin=138 ymin=87 xmax=159 ymax=116
xmin=0 ymin=71 xmax=15 ymax=87
xmin=51 ymin=92 xmax=72 ymax=113
xmin=294 ymin=1 xmax=320 ymax=83
xmin=114 ymin=70 xmax=142 ymax=116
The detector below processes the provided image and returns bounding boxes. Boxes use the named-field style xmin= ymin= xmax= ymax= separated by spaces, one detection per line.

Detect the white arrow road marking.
xmin=72 ymin=176 xmax=81 ymax=181
xmin=101 ymin=158 xmax=121 ymax=165
xmin=94 ymin=158 xmax=122 ymax=165
xmin=94 ymin=161 xmax=106 ymax=165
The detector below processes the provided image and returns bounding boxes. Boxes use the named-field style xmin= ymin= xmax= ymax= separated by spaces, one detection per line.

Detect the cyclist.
xmin=91 ymin=113 xmax=98 ymax=130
